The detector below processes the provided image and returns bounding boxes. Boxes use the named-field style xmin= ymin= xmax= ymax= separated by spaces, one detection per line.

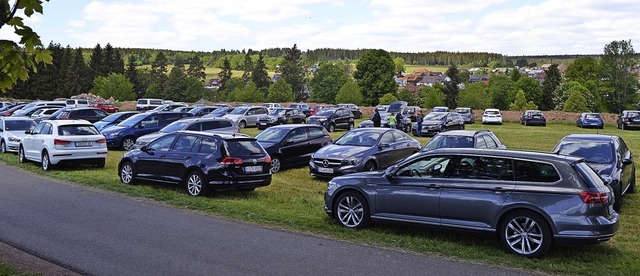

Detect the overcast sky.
xmin=2 ymin=0 xmax=639 ymax=56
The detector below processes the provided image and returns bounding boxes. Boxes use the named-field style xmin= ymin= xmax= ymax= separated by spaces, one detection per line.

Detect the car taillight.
xmin=54 ymin=139 xmax=72 ymax=145
xmin=221 ymin=157 xmax=243 ymax=165
xmin=579 ymin=191 xmax=608 ymax=204
xmin=264 ymin=155 xmax=271 ymax=163
xmin=96 ymin=138 xmax=106 ymax=143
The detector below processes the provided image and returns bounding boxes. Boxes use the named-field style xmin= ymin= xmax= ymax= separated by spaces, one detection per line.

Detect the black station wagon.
xmin=118 ymin=131 xmax=271 ymax=196
xmin=324 ymin=148 xmax=619 ymax=258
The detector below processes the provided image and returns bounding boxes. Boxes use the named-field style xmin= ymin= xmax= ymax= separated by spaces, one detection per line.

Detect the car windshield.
xmin=5 ymin=120 xmax=36 ymax=131
xmin=422 ymin=135 xmax=474 ymax=151
xmin=160 ymin=121 xmax=190 ymax=133
xmin=224 ymin=140 xmax=264 ymax=156
xmin=485 ymin=110 xmax=500 ymax=115
xmin=528 ymin=110 xmax=542 ymax=115
xmin=118 ymin=113 xmax=147 ymax=127
xmin=424 ymin=113 xmax=447 ymax=121
xmin=626 ymin=111 xmax=640 ymax=117
xmin=101 ymin=113 xmax=125 ymax=122
xmin=585 ymin=113 xmax=601 ymax=119
xmin=207 ymin=107 xmax=230 ymax=117
xmin=555 ymin=141 xmax=614 ymax=164
xmin=229 ymin=107 xmax=248 ymax=115
xmin=58 ymin=125 xmax=100 ymax=136
xmin=334 ymin=131 xmax=380 ymax=147
xmin=290 ymin=104 xmax=301 ymax=108
xmin=455 ymin=108 xmax=470 ymax=113
xmin=315 ymin=110 xmax=334 ymax=117
xmin=270 ymin=109 xmax=288 ymax=115
xmin=256 ymin=128 xmax=289 ymax=143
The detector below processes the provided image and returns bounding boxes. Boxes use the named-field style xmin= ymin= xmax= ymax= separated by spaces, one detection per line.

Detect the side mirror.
xmin=24 ymin=129 xmax=31 ymax=134
xmin=379 ymin=143 xmax=390 ymax=149
xmin=383 ymin=165 xmax=398 ymax=180
xmin=285 ymin=139 xmax=296 ymax=145
xmin=138 ymin=124 xmax=145 ymax=129
xmin=622 ymin=158 xmax=633 ymax=165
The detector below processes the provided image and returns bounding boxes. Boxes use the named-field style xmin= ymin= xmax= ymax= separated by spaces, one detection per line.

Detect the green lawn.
xmin=1 ymin=121 xmax=640 ymax=275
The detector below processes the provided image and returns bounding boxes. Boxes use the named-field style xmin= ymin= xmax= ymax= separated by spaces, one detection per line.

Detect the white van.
xmin=65 ymin=99 xmax=93 ymax=107
xmin=136 ymin=98 xmax=164 ymax=111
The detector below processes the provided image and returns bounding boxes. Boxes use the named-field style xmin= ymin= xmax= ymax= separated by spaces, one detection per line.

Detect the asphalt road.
xmin=0 ymin=164 xmax=537 ymax=276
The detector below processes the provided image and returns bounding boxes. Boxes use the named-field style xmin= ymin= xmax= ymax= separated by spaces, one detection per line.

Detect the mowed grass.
xmin=2 ymin=121 xmax=640 ymax=275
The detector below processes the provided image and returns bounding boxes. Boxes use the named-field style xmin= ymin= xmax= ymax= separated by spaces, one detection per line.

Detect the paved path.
xmin=0 ymin=164 xmax=536 ymax=275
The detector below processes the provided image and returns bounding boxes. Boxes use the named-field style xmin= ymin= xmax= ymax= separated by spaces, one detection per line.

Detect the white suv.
xmin=482 ymin=108 xmax=503 ymax=125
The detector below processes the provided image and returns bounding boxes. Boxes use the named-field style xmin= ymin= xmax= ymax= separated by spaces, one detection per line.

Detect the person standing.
xmin=389 ymin=113 xmax=397 ymax=129
xmin=396 ymin=112 xmax=404 ymax=130
xmin=372 ymin=109 xmax=381 ymax=127
xmin=416 ymin=110 xmax=423 ymax=137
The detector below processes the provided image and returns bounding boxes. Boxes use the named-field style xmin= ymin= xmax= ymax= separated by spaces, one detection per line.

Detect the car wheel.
xmin=41 ymin=151 xmax=51 ymax=171
xmin=334 ymin=191 xmax=371 ymax=229
xmin=119 ymin=161 xmax=135 ymax=184
xmin=270 ymin=156 xmax=282 ymax=173
xmin=95 ymin=159 xmax=106 ymax=168
xmin=18 ymin=146 xmax=26 ymax=163
xmin=328 ymin=123 xmax=335 ymax=132
xmin=0 ymin=140 xmax=6 ymax=153
xmin=524 ymin=121 xmax=528 ymax=126
xmin=499 ymin=210 xmax=551 ymax=258
xmin=629 ymin=169 xmax=637 ymax=193
xmin=238 ymin=120 xmax=247 ymax=129
xmin=121 ymin=137 xmax=135 ymax=151
xmin=613 ymin=183 xmax=623 ymax=212
xmin=186 ymin=170 xmax=208 ymax=196
xmin=115 ymin=108 xmax=119 ymax=113
xmin=622 ymin=123 xmax=626 ymax=130
xmin=364 ymin=161 xmax=377 ymax=171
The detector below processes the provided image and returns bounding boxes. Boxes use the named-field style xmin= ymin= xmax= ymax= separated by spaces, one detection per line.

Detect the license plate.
xmin=534 ymin=115 xmax=540 ymax=118
xmin=318 ymin=167 xmax=333 ymax=173
xmin=634 ymin=119 xmax=640 ymax=122
xmin=260 ymin=123 xmax=267 ymax=126
xmin=244 ymin=166 xmax=262 ymax=173
xmin=75 ymin=141 xmax=93 ymax=147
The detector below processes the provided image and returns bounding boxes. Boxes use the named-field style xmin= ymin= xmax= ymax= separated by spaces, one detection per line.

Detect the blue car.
xmin=93 ymin=111 xmax=139 ymax=131
xmin=576 ymin=113 xmax=604 ymax=129
xmin=101 ymin=111 xmax=192 ymax=150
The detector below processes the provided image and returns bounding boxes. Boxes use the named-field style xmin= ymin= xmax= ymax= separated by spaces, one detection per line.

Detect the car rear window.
xmin=224 ymin=140 xmax=264 ymax=156
xmin=58 ymin=125 xmax=100 ymax=136
xmin=5 ymin=120 xmax=36 ymax=131
xmin=455 ymin=108 xmax=470 ymax=113
xmin=555 ymin=141 xmax=613 ymax=164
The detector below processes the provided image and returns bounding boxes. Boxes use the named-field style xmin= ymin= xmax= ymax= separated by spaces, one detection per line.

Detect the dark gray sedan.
xmin=324 ymin=148 xmax=619 ymax=258
xmin=310 ymin=128 xmax=420 ymax=178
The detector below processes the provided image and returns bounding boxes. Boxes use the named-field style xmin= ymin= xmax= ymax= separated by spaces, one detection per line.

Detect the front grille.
xmin=313 ymin=158 xmax=342 ymax=168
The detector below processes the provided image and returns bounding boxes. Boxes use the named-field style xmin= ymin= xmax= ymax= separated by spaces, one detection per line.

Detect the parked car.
xmin=616 ymin=110 xmax=640 ymax=130
xmin=552 ymin=134 xmax=635 ymax=212
xmin=323 ymin=148 xmax=619 ymax=258
xmin=188 ymin=106 xmax=218 ymax=117
xmin=203 ymin=107 xmax=235 ymax=118
xmin=309 ymin=128 xmax=420 ymax=178
xmin=336 ymin=103 xmax=362 ymax=119
xmin=54 ymin=107 xmax=109 ymax=123
xmin=375 ymin=105 xmax=389 ymax=111
xmin=19 ymin=120 xmax=108 ymax=170
xmin=411 ymin=112 xmax=465 ymax=137
xmin=307 ymin=107 xmax=354 ymax=132
xmin=454 ymin=107 xmax=475 ymax=124
xmin=257 ymin=108 xmax=307 ymax=130
xmin=386 ymin=101 xmax=407 ymax=114
xmin=30 ymin=107 xmax=61 ymax=121
xmin=310 ymin=105 xmax=331 ymax=116
xmin=65 ymin=99 xmax=94 ymax=108
xmin=136 ymin=98 xmax=164 ymax=112
xmin=223 ymin=106 xmax=269 ymax=129
xmin=101 ymin=111 xmax=193 ymax=150
xmin=358 ymin=111 xmax=412 ymax=133
xmin=403 ymin=106 xmax=421 ymax=122
xmin=0 ymin=104 xmax=27 ymax=117
xmin=420 ymin=130 xmax=506 ymax=152
xmin=0 ymin=117 xmax=37 ymax=153
xmin=134 ymin=117 xmax=239 ymax=148
xmin=520 ymin=110 xmax=546 ymax=126
xmin=12 ymin=103 xmax=66 ymax=118
xmin=93 ymin=111 xmax=139 ymax=131
xmin=256 ymin=124 xmax=332 ymax=173
xmin=92 ymin=102 xmax=119 ymax=113
xmin=150 ymin=103 xmax=188 ymax=112
xmin=118 ymin=131 xmax=272 ymax=196
xmin=432 ymin=106 xmax=449 ymax=112
xmin=289 ymin=103 xmax=311 ymax=117
xmin=577 ymin=113 xmax=604 ymax=129
xmin=262 ymin=103 xmax=282 ymax=111
xmin=482 ymin=108 xmax=503 ymax=125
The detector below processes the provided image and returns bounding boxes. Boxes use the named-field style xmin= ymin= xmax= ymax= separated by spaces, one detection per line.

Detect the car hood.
xmin=588 ymin=163 xmax=615 ymax=177
xmin=101 ymin=125 xmax=126 ymax=134
xmin=308 ymin=115 xmax=328 ymax=120
xmin=260 ymin=115 xmax=281 ymax=120
xmin=314 ymin=144 xmax=370 ymax=159
xmin=94 ymin=121 xmax=113 ymax=130
xmin=423 ymin=120 xmax=445 ymax=125
xmin=136 ymin=132 xmax=163 ymax=144
xmin=359 ymin=120 xmax=373 ymax=126
xmin=6 ymin=130 xmax=28 ymax=139
xmin=224 ymin=114 xmax=243 ymax=119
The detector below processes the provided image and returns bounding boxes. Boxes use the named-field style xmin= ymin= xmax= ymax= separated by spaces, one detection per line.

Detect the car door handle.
xmin=159 ymin=155 xmax=165 ymax=158
xmin=492 ymin=187 xmax=504 ymax=193
xmin=184 ymin=156 xmax=191 ymax=160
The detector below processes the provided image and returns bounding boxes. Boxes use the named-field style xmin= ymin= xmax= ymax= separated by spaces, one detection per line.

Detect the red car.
xmin=93 ymin=102 xmax=119 ymax=113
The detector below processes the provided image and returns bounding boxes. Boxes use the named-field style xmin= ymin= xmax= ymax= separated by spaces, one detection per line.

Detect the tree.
xmin=378 ymin=93 xmax=398 ymax=105
xmin=233 ymin=81 xmax=264 ymax=103
xmin=486 ymin=74 xmax=516 ymax=110
xmin=563 ymin=90 xmax=588 ymax=112
xmin=0 ymin=0 xmax=52 ymax=92
xmin=393 ymin=57 xmax=405 ymax=76
xmin=553 ymin=81 xmax=593 ymax=111
xmin=103 ymin=43 xmax=124 ymax=75
xmin=353 ymin=49 xmax=397 ymax=106
xmin=125 ymin=55 xmax=144 ymax=98
xmin=164 ymin=64 xmax=187 ymax=101
xmin=514 ymin=76 xmax=542 ymax=108
xmin=241 ymin=50 xmax=253 ymax=83
xmin=457 ymin=82 xmax=490 ymax=110
xmin=267 ymin=78 xmax=294 ymax=102
xmin=186 ymin=55 xmax=206 ymax=82
xmin=251 ymin=52 xmax=271 ymax=95
xmin=335 ymin=81 xmax=363 ymax=105
xmin=218 ymin=57 xmax=232 ymax=90
xmin=183 ymin=76 xmax=206 ymax=102
xmin=281 ymin=44 xmax=307 ymax=101
xmin=564 ymin=57 xmax=599 ymax=83
xmin=150 ymin=51 xmax=169 ymax=94
xmin=68 ymin=47 xmax=90 ymax=96
xmin=420 ymin=85 xmax=445 ymax=108
xmin=600 ymin=40 xmax=638 ymax=113
xmin=397 ymin=88 xmax=419 ymax=106
xmin=88 ymin=43 xmax=105 ymax=79
xmin=91 ymin=73 xmax=135 ymax=101
xmin=509 ymin=90 xmax=537 ymax=111
xmin=443 ymin=64 xmax=462 ymax=108
xmin=510 ymin=68 xmax=521 ymax=82
xmin=541 ymin=64 xmax=561 ymax=110
xmin=309 ymin=62 xmax=348 ymax=104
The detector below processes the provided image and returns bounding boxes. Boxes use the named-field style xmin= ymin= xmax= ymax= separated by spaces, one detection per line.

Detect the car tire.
xmin=364 ymin=161 xmax=377 ymax=171
xmin=95 ymin=159 xmax=106 ymax=168
xmin=613 ymin=183 xmax=623 ymax=212
xmin=622 ymin=123 xmax=626 ymax=130
xmin=499 ymin=210 xmax=551 ymax=258
xmin=238 ymin=120 xmax=247 ymax=129
xmin=119 ymin=161 xmax=135 ymax=184
xmin=0 ymin=140 xmax=6 ymax=153
xmin=41 ymin=151 xmax=51 ymax=171
xmin=115 ymin=108 xmax=119 ymax=113
xmin=524 ymin=121 xmax=528 ymax=126
xmin=18 ymin=146 xmax=26 ymax=163
xmin=334 ymin=191 xmax=371 ymax=229
xmin=328 ymin=123 xmax=335 ymax=132
xmin=629 ymin=169 xmax=637 ymax=194
xmin=186 ymin=170 xmax=208 ymax=196
xmin=121 ymin=137 xmax=136 ymax=151
xmin=270 ymin=156 xmax=282 ymax=173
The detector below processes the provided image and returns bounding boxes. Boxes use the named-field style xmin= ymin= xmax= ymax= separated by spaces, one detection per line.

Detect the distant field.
xmin=404 ymin=65 xmax=450 ymax=73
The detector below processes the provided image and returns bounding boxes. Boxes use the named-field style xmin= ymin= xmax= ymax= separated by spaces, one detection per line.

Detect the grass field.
xmin=1 ymin=121 xmax=640 ymax=275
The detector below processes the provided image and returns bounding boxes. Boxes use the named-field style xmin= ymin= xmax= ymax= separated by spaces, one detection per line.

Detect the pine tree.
xmin=242 ymin=50 xmax=254 ymax=83
xmin=541 ymin=64 xmax=561 ymax=110
xmin=70 ymin=47 xmax=90 ymax=96
xmin=165 ymin=64 xmax=187 ymax=101
xmin=88 ymin=43 xmax=104 ymax=80
xmin=218 ymin=57 xmax=233 ymax=89
xmin=150 ymin=51 xmax=169 ymax=96
xmin=281 ymin=44 xmax=307 ymax=101
xmin=186 ymin=55 xmax=206 ymax=82
xmin=252 ymin=52 xmax=271 ymax=96
xmin=126 ymin=55 xmax=144 ymax=98
xmin=444 ymin=64 xmax=461 ymax=108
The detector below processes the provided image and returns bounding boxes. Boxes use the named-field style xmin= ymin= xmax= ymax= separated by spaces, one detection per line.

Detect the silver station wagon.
xmin=323 ymin=148 xmax=619 ymax=258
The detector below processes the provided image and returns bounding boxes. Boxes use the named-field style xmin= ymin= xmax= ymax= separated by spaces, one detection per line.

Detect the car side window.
xmin=287 ymin=128 xmax=308 ymax=142
xmin=199 ymin=138 xmax=217 ymax=154
xmin=475 ymin=136 xmax=487 ymax=148
xmin=306 ymin=127 xmax=324 ymax=138
xmin=41 ymin=123 xmax=52 ymax=135
xmin=141 ymin=115 xmax=159 ymax=127
xmin=451 ymin=156 xmax=513 ymax=180
xmin=514 ymin=160 xmax=560 ymax=183
xmin=161 ymin=113 xmax=180 ymax=124
xmin=186 ymin=123 xmax=201 ymax=131
xmin=173 ymin=135 xmax=199 ymax=152
xmin=147 ymin=134 xmax=176 ymax=152
xmin=483 ymin=135 xmax=498 ymax=149
xmin=380 ymin=132 xmax=394 ymax=145
xmin=31 ymin=123 xmax=45 ymax=135
xmin=396 ymin=156 xmax=452 ymax=178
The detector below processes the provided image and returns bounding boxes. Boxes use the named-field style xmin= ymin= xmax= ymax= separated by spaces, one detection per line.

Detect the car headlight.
xmin=269 ymin=118 xmax=277 ymax=123
xmin=8 ymin=136 xmax=20 ymax=142
xmin=109 ymin=132 xmax=121 ymax=137
xmin=327 ymin=181 xmax=339 ymax=191
xmin=343 ymin=158 xmax=360 ymax=166
xmin=318 ymin=118 xmax=327 ymax=122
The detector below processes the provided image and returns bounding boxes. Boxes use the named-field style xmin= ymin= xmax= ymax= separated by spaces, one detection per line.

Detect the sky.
xmin=2 ymin=0 xmax=640 ymax=56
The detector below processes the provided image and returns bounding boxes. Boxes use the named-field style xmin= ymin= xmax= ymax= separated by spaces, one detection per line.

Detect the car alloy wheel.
xmin=239 ymin=121 xmax=246 ymax=129
xmin=334 ymin=192 xmax=370 ymax=229
xmin=186 ymin=171 xmax=207 ymax=196
xmin=328 ymin=124 xmax=335 ymax=132
xmin=0 ymin=140 xmax=6 ymax=153
xmin=41 ymin=151 xmax=50 ymax=171
xmin=120 ymin=162 xmax=135 ymax=184
xmin=500 ymin=211 xmax=551 ymax=258
xmin=18 ymin=147 xmax=26 ymax=163
xmin=270 ymin=157 xmax=281 ymax=173
xmin=364 ymin=161 xmax=377 ymax=171
xmin=122 ymin=137 xmax=135 ymax=151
